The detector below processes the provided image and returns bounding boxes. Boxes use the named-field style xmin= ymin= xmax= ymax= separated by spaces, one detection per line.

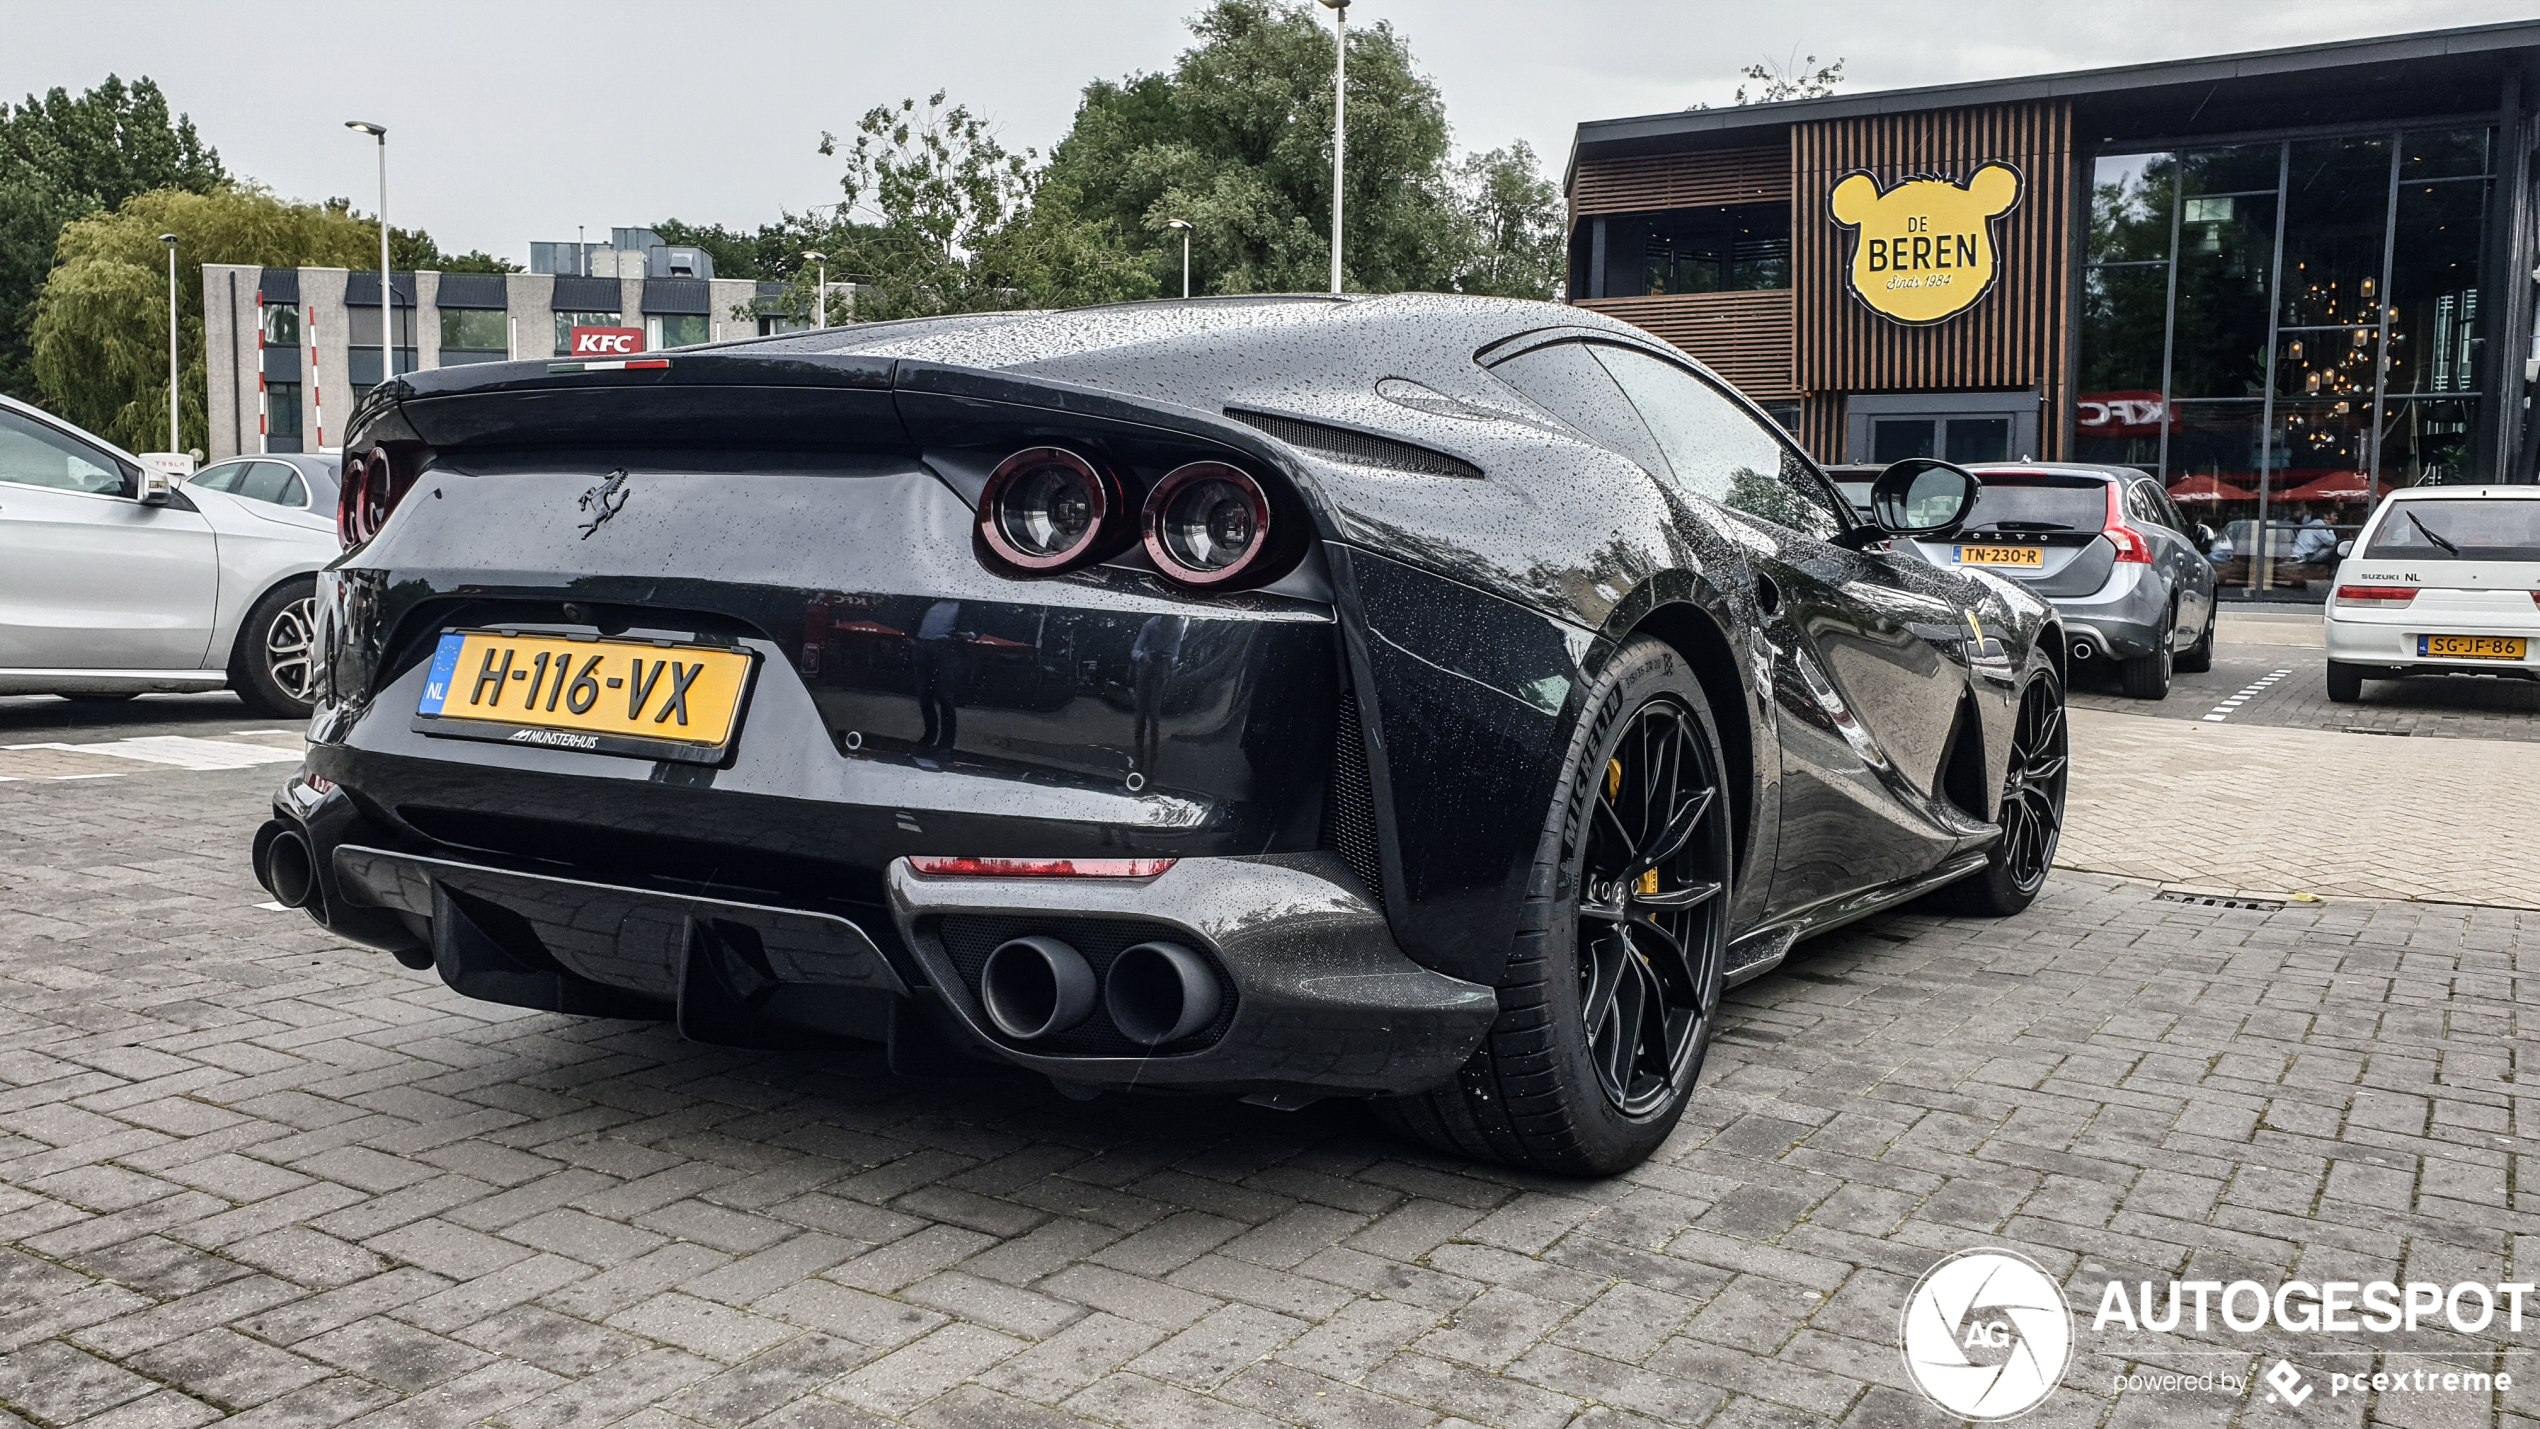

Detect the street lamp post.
xmin=345 ymin=121 xmax=391 ymax=395
xmin=160 ymin=233 xmax=180 ymax=454
xmin=1318 ymin=0 xmax=1348 ymax=295
xmin=1166 ymin=220 xmax=1193 ymax=298
xmin=803 ymin=251 xmax=827 ymax=328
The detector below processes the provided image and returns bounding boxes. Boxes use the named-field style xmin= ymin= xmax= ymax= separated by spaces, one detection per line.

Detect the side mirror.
xmin=2197 ymin=523 xmax=2217 ymax=546
xmin=1869 ymin=458 xmax=1979 ymax=539
xmin=2336 ymin=538 xmax=2354 ymax=558
xmin=133 ymin=452 xmax=192 ymax=507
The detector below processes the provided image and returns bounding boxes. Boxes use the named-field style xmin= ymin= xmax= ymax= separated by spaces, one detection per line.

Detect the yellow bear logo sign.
xmin=1828 ymin=163 xmax=2023 ymax=326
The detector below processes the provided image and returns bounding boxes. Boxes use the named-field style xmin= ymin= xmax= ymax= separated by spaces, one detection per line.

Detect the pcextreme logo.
xmin=1829 ymin=162 xmax=2023 ymax=326
xmin=1901 ymin=1248 xmax=2072 ymax=1420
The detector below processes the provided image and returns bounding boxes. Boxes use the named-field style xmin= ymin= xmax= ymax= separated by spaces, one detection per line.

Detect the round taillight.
xmin=336 ymin=456 xmax=367 ymax=547
xmin=978 ymin=447 xmax=1127 ymax=573
xmin=1144 ymin=462 xmax=1271 ymax=587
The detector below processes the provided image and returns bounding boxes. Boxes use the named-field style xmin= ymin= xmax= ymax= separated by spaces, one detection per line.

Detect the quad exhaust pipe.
xmin=976 ymin=934 xmax=1222 ymax=1047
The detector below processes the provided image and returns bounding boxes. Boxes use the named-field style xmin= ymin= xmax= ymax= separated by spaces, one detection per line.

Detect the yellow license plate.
xmin=1956 ymin=545 xmax=2044 ymax=567
xmin=414 ymin=629 xmax=757 ymax=763
xmin=2420 ymin=634 xmax=2527 ymax=660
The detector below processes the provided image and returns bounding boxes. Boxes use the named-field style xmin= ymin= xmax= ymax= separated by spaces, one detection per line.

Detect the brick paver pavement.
xmin=5 ymin=733 xmax=2538 ymax=1426
xmin=2056 ymin=708 xmax=2540 ymax=908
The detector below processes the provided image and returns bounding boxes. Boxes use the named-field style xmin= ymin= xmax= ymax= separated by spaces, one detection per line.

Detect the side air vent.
xmin=1323 ymin=693 xmax=1386 ymax=907
xmin=1227 ymin=409 xmax=1483 ymax=481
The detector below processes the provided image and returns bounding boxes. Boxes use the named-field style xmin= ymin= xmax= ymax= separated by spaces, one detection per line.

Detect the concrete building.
xmin=200 ymin=230 xmax=836 ymax=459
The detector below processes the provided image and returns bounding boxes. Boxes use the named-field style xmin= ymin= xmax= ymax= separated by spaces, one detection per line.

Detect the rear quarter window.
xmin=2363 ymin=498 xmax=2540 ymax=560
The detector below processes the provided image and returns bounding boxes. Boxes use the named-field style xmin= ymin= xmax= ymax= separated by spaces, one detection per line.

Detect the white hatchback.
xmin=0 ymin=394 xmax=341 ymax=716
xmin=2323 ymin=485 xmax=2540 ymax=702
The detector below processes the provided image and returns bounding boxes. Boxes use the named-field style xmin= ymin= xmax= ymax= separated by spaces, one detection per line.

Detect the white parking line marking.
xmin=2201 ymin=667 xmax=2294 ymax=723
xmin=10 ymin=736 xmax=303 ymax=771
xmin=254 ymin=901 xmax=289 ymax=911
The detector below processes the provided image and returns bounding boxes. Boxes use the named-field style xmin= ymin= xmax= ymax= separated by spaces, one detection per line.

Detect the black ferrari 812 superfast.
xmin=255 ymin=294 xmax=2067 ymax=1175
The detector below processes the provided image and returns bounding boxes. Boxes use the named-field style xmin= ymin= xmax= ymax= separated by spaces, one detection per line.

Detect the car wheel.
xmin=2118 ymin=607 xmax=2174 ymax=699
xmin=1928 ymin=667 xmax=2068 ymax=917
xmin=232 ymin=580 xmax=320 ymax=719
xmin=2326 ymin=660 xmax=2365 ymax=703
xmin=1376 ymin=637 xmax=1733 ymax=1176
xmin=2174 ymin=599 xmax=2216 ymax=674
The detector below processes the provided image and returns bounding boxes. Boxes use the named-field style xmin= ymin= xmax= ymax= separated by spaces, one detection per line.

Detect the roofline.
xmin=1566 ymin=19 xmax=2540 ymax=188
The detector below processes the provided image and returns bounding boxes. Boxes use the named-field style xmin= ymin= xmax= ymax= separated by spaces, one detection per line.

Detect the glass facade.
xmin=553 ymin=310 xmax=623 ymax=356
xmin=646 ymin=313 xmax=710 ymax=349
xmin=2075 ymin=128 xmax=2496 ymax=601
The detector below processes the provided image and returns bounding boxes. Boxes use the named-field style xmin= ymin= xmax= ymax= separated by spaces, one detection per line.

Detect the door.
xmin=0 ymin=406 xmax=218 ymax=669
xmin=1582 ymin=345 xmax=1977 ymax=912
xmin=2131 ymin=478 xmax=2214 ymax=634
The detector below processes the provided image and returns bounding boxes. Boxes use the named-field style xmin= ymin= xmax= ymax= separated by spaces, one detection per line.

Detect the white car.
xmin=2324 ymin=485 xmax=2540 ymax=703
xmin=0 ymin=393 xmax=340 ymax=716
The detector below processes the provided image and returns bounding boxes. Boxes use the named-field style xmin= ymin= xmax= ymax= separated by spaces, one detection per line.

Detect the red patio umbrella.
xmin=2165 ymin=473 xmax=2255 ymax=504
xmin=2281 ymin=470 xmax=2388 ymax=503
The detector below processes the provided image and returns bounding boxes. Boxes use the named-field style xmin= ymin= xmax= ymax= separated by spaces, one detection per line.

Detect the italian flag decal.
xmin=547 ymin=358 xmax=671 ymax=373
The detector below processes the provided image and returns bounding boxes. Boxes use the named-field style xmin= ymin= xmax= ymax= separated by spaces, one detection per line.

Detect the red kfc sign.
xmin=2076 ymin=391 xmax=2177 ymax=439
xmin=570 ymin=326 xmax=645 ymax=357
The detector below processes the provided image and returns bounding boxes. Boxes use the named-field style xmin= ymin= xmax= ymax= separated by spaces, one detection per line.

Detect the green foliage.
xmin=323 ymin=196 xmax=521 ymax=275
xmin=32 ymin=185 xmax=378 ymax=453
xmin=0 ymin=75 xmax=223 ymax=402
xmin=1734 ymin=53 xmax=1844 ymax=105
xmin=810 ymin=92 xmax=1157 ymax=321
xmin=775 ymin=0 xmax=1560 ymax=319
xmin=648 ymin=219 xmax=782 ymax=280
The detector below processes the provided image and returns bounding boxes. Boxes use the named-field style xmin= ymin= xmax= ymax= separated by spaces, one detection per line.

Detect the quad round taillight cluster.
xmin=976 ymin=447 xmax=1287 ymax=590
xmin=338 ymin=444 xmax=426 ymax=549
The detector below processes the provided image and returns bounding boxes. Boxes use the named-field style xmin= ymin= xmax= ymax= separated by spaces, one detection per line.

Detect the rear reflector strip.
xmin=547 ymin=359 xmax=671 ymax=373
xmin=907 ymin=856 xmax=1176 ymax=879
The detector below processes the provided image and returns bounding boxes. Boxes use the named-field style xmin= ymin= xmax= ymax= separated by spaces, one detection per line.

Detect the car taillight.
xmin=2103 ymin=484 xmax=2153 ymax=564
xmin=339 ymin=443 xmax=426 ymax=549
xmin=907 ymin=856 xmax=1176 ymax=878
xmin=977 ymin=447 xmax=1131 ymax=574
xmin=2336 ymin=584 xmax=2417 ymax=607
xmin=1145 ymin=462 xmax=1273 ymax=588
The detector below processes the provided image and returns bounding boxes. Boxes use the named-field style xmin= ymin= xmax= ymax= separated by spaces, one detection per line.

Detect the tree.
xmin=1444 ymin=142 xmax=1564 ymax=299
xmin=1734 ymin=53 xmax=1845 ymax=104
xmin=0 ymin=75 xmax=223 ymax=402
xmin=31 ymin=185 xmax=378 ymax=454
xmin=324 ymin=196 xmax=522 ymax=274
xmin=1039 ymin=1 xmax=1560 ymax=300
xmin=807 ymin=91 xmax=1154 ymax=321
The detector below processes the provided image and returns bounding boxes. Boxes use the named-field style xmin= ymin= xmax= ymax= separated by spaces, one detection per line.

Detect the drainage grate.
xmin=2154 ymin=890 xmax=2286 ymax=912
xmin=2342 ymin=726 xmax=2411 ymax=737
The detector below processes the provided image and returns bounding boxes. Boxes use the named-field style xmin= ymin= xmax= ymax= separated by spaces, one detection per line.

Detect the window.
xmin=441 ymin=308 xmax=506 ymax=352
xmin=2074 ymin=128 xmax=2498 ymax=601
xmin=0 ymin=407 xmax=128 ymax=495
xmin=553 ymin=311 xmax=623 ymax=356
xmin=758 ymin=314 xmax=810 ymax=336
xmin=234 ymin=461 xmax=307 ymax=507
xmin=647 ymin=313 xmax=709 ymax=349
xmin=1487 ymin=341 xmax=1671 ymax=479
xmin=267 ymin=382 xmax=303 ymax=440
xmin=2363 ymin=497 xmax=2540 ymax=561
xmin=190 ymin=462 xmax=250 ymax=492
xmin=1944 ymin=418 xmax=2010 ymax=465
xmin=1586 ymin=344 xmax=1845 ymax=538
xmin=261 ymin=304 xmax=300 ymax=346
xmin=1588 ymin=204 xmax=1791 ymax=298
xmin=1874 ymin=419 xmax=1934 ymax=464
xmin=347 ymin=305 xmax=417 ymax=346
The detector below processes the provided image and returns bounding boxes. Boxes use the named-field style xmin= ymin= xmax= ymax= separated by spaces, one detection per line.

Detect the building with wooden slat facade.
xmin=1564 ymin=21 xmax=2540 ymax=605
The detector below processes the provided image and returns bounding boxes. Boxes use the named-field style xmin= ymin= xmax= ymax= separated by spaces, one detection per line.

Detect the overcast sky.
xmin=2 ymin=0 xmax=2527 ymax=261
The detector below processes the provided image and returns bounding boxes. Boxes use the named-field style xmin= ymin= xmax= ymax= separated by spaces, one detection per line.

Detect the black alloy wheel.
xmin=1574 ymin=699 xmax=1730 ymax=1116
xmin=233 ymin=581 xmax=320 ymax=719
xmin=1378 ymin=637 xmax=1733 ymax=1175
xmin=1933 ymin=669 xmax=2069 ymax=916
